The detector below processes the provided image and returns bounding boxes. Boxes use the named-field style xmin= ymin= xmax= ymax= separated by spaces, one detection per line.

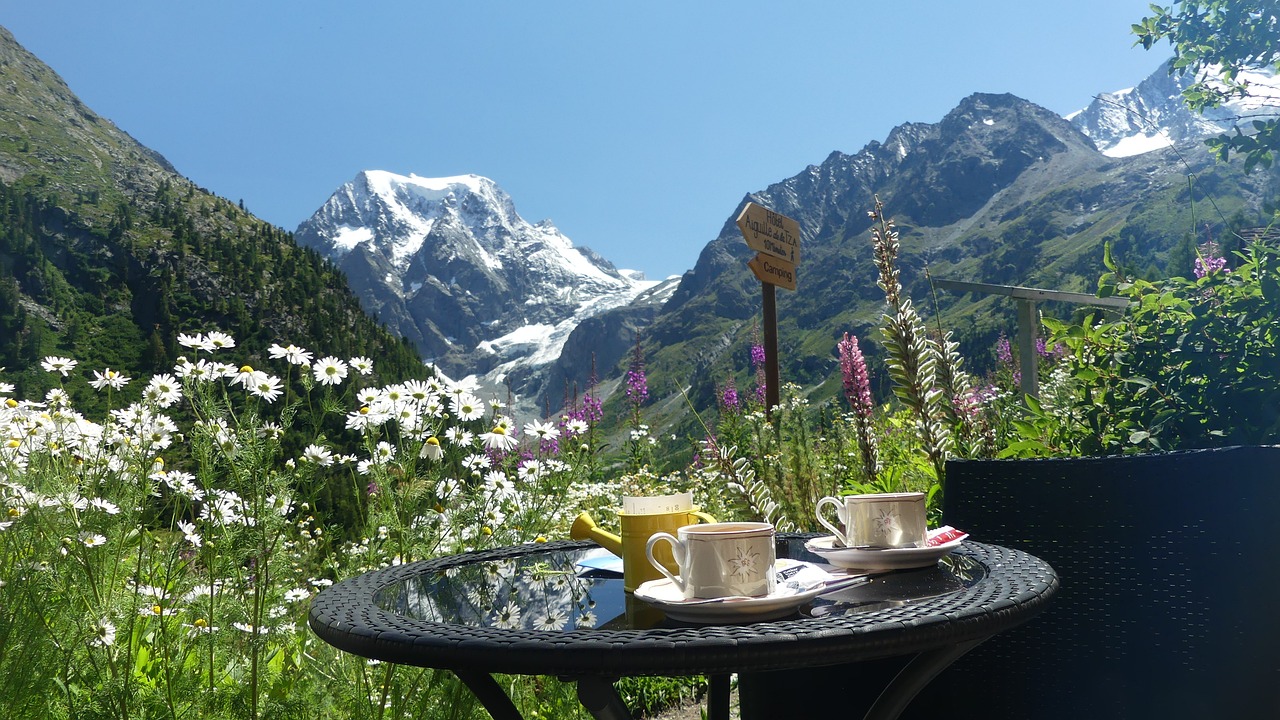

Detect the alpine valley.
xmin=295 ymin=60 xmax=1280 ymax=440
xmin=3 ymin=16 xmax=1279 ymax=443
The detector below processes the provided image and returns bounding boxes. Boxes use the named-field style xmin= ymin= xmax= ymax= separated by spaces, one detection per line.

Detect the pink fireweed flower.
xmin=720 ymin=378 xmax=740 ymax=412
xmin=625 ymin=341 xmax=648 ymax=408
xmin=838 ymin=332 xmax=880 ymax=484
xmin=1194 ymin=241 xmax=1228 ymax=279
xmin=996 ymin=335 xmax=1013 ymax=365
xmin=837 ymin=333 xmax=874 ymax=419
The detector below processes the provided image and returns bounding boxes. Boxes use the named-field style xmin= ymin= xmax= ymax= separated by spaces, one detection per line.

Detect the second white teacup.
xmin=645 ymin=522 xmax=776 ymax=599
xmin=816 ymin=492 xmax=927 ymax=549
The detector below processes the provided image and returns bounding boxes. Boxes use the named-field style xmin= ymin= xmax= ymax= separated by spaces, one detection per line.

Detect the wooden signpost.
xmin=736 ymin=201 xmax=800 ymax=415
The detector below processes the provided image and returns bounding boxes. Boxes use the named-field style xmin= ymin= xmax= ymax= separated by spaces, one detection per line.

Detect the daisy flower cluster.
xmin=0 ymin=328 xmax=634 ymax=719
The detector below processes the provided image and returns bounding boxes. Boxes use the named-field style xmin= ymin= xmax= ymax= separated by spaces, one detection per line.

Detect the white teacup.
xmin=645 ymin=522 xmax=776 ymax=599
xmin=816 ymin=492 xmax=927 ymax=549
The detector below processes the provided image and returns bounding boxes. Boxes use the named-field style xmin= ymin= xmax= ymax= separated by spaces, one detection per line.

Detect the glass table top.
xmin=374 ymin=538 xmax=985 ymax=632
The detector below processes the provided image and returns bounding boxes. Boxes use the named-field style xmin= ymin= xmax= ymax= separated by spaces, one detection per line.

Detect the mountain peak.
xmin=1070 ymin=60 xmax=1280 ymax=157
xmin=296 ymin=170 xmax=657 ymax=417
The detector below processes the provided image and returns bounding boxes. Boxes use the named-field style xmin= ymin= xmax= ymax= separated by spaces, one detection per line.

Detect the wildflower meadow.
xmin=2 ymin=196 xmax=1276 ymax=719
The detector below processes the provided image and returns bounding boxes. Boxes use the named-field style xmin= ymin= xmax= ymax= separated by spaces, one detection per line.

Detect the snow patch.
xmin=331 ymin=226 xmax=373 ymax=253
xmin=1103 ymin=129 xmax=1175 ymax=157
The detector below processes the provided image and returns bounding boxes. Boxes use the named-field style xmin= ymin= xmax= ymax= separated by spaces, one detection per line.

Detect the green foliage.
xmin=1134 ymin=1 xmax=1280 ymax=170
xmin=1043 ymin=234 xmax=1280 ymax=453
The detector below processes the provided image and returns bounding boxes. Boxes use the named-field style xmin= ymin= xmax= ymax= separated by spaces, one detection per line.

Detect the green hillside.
xmin=0 ymin=26 xmax=425 ymax=407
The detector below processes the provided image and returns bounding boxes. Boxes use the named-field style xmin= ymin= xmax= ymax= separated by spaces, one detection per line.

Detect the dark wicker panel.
xmin=907 ymin=446 xmax=1280 ymax=720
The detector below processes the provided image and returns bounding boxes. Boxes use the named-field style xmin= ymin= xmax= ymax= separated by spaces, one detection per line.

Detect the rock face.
xmin=294 ymin=171 xmax=658 ymax=416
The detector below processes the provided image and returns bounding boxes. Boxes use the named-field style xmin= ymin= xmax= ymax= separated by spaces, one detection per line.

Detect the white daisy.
xmin=494 ymin=601 xmax=522 ymax=629
xmin=420 ymin=436 xmax=444 ymax=461
xmin=523 ymin=420 xmax=560 ymax=441
xmin=143 ymin=374 xmax=182 ymax=407
xmin=480 ymin=426 xmax=518 ymax=453
xmin=90 ymin=618 xmax=117 ymax=647
xmin=312 ymin=357 xmax=348 ymax=386
xmin=248 ymin=375 xmax=283 ymax=403
xmin=89 ymin=368 xmax=130 ymax=391
xmin=177 ymin=520 xmax=202 ymax=547
xmin=177 ymin=332 xmax=211 ymax=351
xmin=41 ymin=357 xmax=77 ymax=377
xmin=302 ymin=444 xmax=334 ymax=466
xmin=450 ymin=393 xmax=485 ymax=421
xmin=205 ymin=331 xmax=235 ymax=351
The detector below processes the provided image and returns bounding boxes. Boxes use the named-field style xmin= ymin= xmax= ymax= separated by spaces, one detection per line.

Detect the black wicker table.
xmin=308 ymin=535 xmax=1057 ymax=720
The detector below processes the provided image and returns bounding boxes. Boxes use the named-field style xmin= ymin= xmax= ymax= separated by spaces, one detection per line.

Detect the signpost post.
xmin=736 ymin=202 xmax=801 ymax=416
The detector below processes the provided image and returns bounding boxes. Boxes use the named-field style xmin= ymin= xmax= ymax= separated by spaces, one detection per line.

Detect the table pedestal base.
xmin=454 ymin=670 xmax=524 ymax=720
xmin=575 ymin=677 xmax=633 ymax=720
xmin=739 ymin=640 xmax=982 ymax=720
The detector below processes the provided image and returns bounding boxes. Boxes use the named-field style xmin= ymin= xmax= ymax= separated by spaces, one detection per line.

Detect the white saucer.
xmin=633 ymin=573 xmax=866 ymax=624
xmin=804 ymin=535 xmax=965 ymax=571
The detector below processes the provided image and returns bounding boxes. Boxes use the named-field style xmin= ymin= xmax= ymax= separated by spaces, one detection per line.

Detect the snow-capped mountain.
xmin=295 ymin=171 xmax=659 ymax=415
xmin=1070 ymin=60 xmax=1280 ymax=157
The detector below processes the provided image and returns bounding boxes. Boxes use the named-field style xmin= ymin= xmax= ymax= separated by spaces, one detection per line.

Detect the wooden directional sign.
xmin=736 ymin=202 xmax=800 ymax=265
xmin=748 ymin=253 xmax=797 ymax=291
xmin=734 ymin=202 xmax=801 ymax=418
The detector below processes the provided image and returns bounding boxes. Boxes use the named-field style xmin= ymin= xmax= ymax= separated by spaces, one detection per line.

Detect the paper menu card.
xmin=622 ymin=492 xmax=694 ymax=515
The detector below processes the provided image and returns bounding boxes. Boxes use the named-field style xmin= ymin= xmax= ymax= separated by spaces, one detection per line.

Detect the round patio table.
xmin=308 ymin=535 xmax=1057 ymax=720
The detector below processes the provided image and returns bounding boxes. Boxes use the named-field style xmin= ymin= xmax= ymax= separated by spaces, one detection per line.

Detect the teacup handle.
xmin=645 ymin=532 xmax=687 ymax=592
xmin=816 ymin=496 xmax=849 ymax=545
xmin=690 ymin=510 xmax=716 ymax=525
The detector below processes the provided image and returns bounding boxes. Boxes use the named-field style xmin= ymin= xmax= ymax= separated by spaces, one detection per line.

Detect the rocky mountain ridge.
xmin=294 ymin=170 xmax=660 ymax=417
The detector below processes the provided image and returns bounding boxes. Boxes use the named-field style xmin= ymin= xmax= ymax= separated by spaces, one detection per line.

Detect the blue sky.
xmin=6 ymin=1 xmax=1167 ymax=279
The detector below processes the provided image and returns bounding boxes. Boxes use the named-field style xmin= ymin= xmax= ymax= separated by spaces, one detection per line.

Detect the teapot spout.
xmin=570 ymin=512 xmax=622 ymax=557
